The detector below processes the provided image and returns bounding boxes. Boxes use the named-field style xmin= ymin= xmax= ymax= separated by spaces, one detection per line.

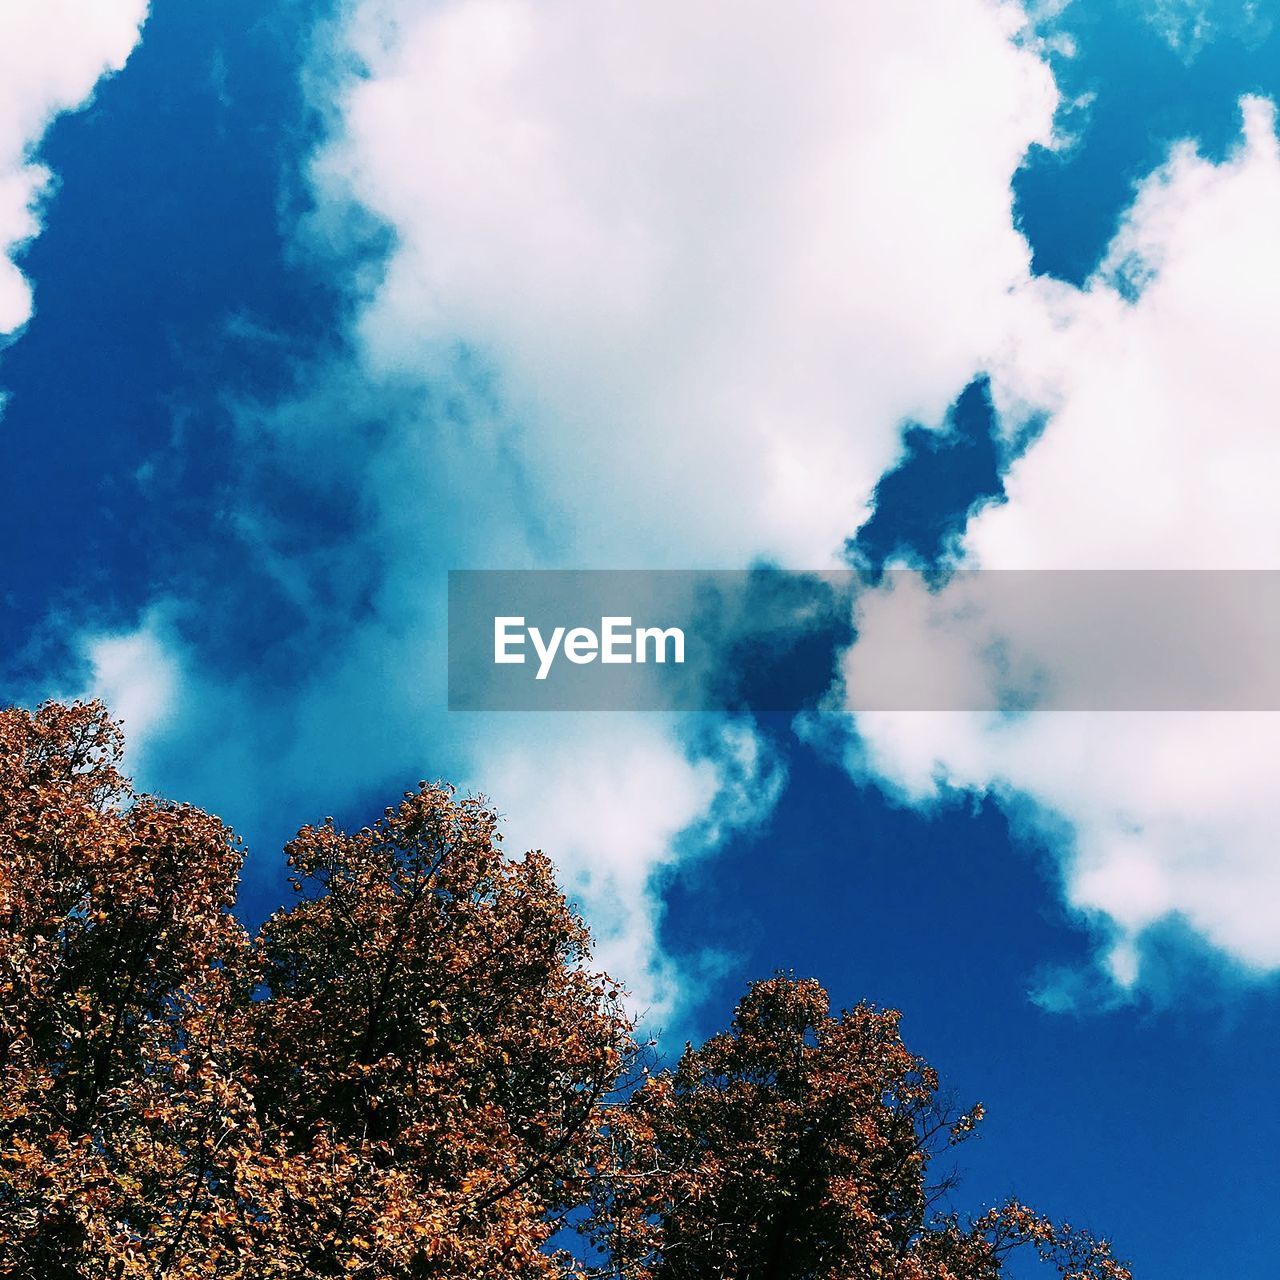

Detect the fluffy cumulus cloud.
xmin=97 ymin=0 xmax=1060 ymax=1018
xmin=315 ymin=0 xmax=1058 ymax=566
xmin=849 ymin=98 xmax=1280 ymax=992
xmin=0 ymin=0 xmax=148 ymax=337
xmin=979 ymin=95 xmax=1280 ymax=572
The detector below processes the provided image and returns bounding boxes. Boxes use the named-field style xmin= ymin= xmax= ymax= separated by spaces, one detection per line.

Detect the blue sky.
xmin=3 ymin=2 xmax=1280 ymax=1275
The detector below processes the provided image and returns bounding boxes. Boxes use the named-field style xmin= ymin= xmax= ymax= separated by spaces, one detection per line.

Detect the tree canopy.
xmin=0 ymin=702 xmax=1130 ymax=1280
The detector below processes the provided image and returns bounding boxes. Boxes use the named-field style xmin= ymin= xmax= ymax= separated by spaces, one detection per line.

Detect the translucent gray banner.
xmin=447 ymin=570 xmax=1280 ymax=712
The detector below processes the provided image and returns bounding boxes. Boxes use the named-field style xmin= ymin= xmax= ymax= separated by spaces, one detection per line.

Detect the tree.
xmin=0 ymin=702 xmax=1131 ymax=1280
xmin=586 ymin=977 xmax=1130 ymax=1280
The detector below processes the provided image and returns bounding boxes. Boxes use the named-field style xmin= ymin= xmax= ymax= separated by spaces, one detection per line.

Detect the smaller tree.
xmin=587 ymin=976 xmax=1130 ymax=1280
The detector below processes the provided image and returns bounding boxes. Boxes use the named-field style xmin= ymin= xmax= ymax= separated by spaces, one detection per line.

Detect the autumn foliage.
xmin=0 ymin=703 xmax=1131 ymax=1279
xmin=586 ymin=979 xmax=1129 ymax=1280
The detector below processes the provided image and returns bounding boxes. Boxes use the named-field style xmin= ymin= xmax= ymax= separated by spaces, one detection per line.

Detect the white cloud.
xmin=0 ymin=0 xmax=148 ymax=337
xmin=1140 ymin=0 xmax=1271 ymax=60
xmin=849 ymin=98 xmax=1280 ymax=989
xmin=78 ymin=613 xmax=182 ymax=775
xmin=979 ymin=95 xmax=1280 ymax=571
xmin=849 ymin=708 xmax=1280 ymax=979
xmin=313 ymin=0 xmax=1058 ymax=566
xmin=472 ymin=716 xmax=783 ymax=1022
